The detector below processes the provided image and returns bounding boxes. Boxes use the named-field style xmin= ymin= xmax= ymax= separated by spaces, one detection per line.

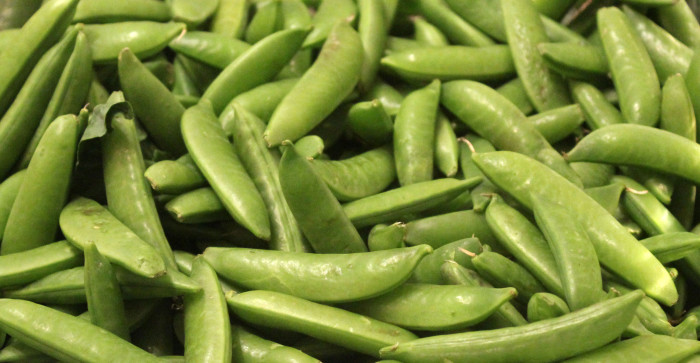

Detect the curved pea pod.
xmin=169 ymin=31 xmax=250 ymax=70
xmin=565 ymin=335 xmax=700 ymax=363
xmin=227 ymin=290 xmax=417 ymax=358
xmin=527 ymin=292 xmax=570 ymax=323
xmin=357 ymin=0 xmax=387 ymax=92
xmin=168 ymin=0 xmax=218 ymax=29
xmin=347 ymin=100 xmax=393 ymax=146
xmin=413 ymin=17 xmax=448 ymax=46
xmin=434 ymin=113 xmax=459 ymax=177
xmin=302 ymin=0 xmax=356 ymax=48
xmin=674 ymin=315 xmax=699 ymax=340
xmin=473 ymin=151 xmax=678 ymax=306
xmin=404 ymin=210 xmax=498 ymax=249
xmin=211 ymin=0 xmax=248 ymax=39
xmin=572 ymin=162 xmax=616 ymax=189
xmin=343 ymin=177 xmax=481 ymax=228
xmin=570 ymin=80 xmax=623 ymax=131
xmin=380 ymin=290 xmax=644 ymax=363
xmin=83 ymin=21 xmax=185 ymax=64
xmin=459 ymin=135 xmax=498 ymax=213
xmin=538 ymin=42 xmax=608 ymax=81
xmin=657 ymin=0 xmax=700 ymax=49
xmin=368 ymin=223 xmax=406 ymax=251
xmin=496 ymin=78 xmax=534 ymax=115
xmin=182 ymin=102 xmax=271 ymax=240
xmin=364 ymin=80 xmax=404 ymax=116
xmin=232 ymin=325 xmax=319 ymax=363
xmin=598 ymin=7 xmax=660 ymax=126
xmin=527 ymin=104 xmax=585 ymax=144
xmin=411 ymin=238 xmax=481 ymax=284
xmin=641 ymin=232 xmax=700 ymax=264
xmin=224 ymin=78 xmax=298 ymax=123
xmin=0 ymin=170 xmax=24 ymax=240
xmin=74 ymin=0 xmax=171 ymax=23
xmin=245 ymin=1 xmax=282 ymax=46
xmin=0 ymin=241 xmax=82 ymax=288
xmin=203 ymin=245 xmax=432 ymax=303
xmin=473 ymin=250 xmax=546 ymax=304
xmin=165 ymin=187 xmax=228 ymax=224
xmin=381 ymin=46 xmax=514 ymax=83
xmin=415 ymin=0 xmax=494 ymax=46
xmin=286 ymin=135 xmax=324 ymax=159
xmin=442 ymin=80 xmax=582 ymax=187
xmin=265 ymin=21 xmax=363 ymax=146
xmin=443 ymin=0 xmax=505 ymax=42
xmin=144 ymin=155 xmax=206 ymax=195
xmin=584 ymin=183 xmax=625 ymax=215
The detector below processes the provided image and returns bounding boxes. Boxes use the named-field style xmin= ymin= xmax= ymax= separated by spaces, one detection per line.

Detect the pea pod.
xmin=527 ymin=292 xmax=570 ymax=323
xmin=224 ymin=77 xmax=298 ymax=123
xmin=434 ymin=113 xmax=459 ymax=177
xmin=443 ymin=0 xmax=505 ymax=42
xmin=363 ymin=80 xmax=404 ymax=116
xmin=357 ymin=0 xmax=387 ymax=92
xmin=144 ymin=155 xmax=206 ymax=195
xmin=415 ymin=0 xmax=494 ymax=46
xmin=346 ymin=99 xmax=394 ymax=146
xmin=211 ymin=0 xmax=248 ymax=39
xmin=473 ymin=250 xmax=546 ymax=304
xmin=203 ymin=245 xmax=431 ymax=303
xmin=73 ymin=0 xmax=171 ymax=23
xmin=413 ymin=17 xmax=448 ymax=46
xmin=459 ymin=135 xmax=498 ymax=212
xmin=657 ymin=0 xmax=700 ymax=49
xmin=411 ymin=238 xmax=481 ymax=284
xmin=165 ymin=187 xmax=229 ymax=224
xmin=613 ymin=175 xmax=685 ymax=236
xmin=0 ymin=170 xmax=24 ymax=241
xmin=231 ymin=325 xmax=319 ymax=363
xmin=404 ymin=210 xmax=498 ymax=249
xmin=302 ymin=0 xmax=357 ymax=48
xmin=566 ymin=335 xmax=700 ymax=363
xmin=674 ymin=315 xmax=699 ymax=340
xmin=528 ymin=104 xmax=585 ymax=144
xmin=368 ymin=223 xmax=406 ymax=251
xmin=168 ymin=0 xmax=218 ymax=29
xmin=83 ymin=21 xmax=185 ymax=64
xmin=538 ymin=42 xmax=608 ymax=80
xmin=0 ymin=241 xmax=82 ymax=288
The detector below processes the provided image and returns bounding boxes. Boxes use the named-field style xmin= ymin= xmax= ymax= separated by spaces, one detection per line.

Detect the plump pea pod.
xmin=118 ymin=47 xmax=187 ymax=155
xmin=165 ymin=188 xmax=229 ymax=224
xmin=84 ymin=242 xmax=130 ymax=341
xmin=542 ymin=16 xmax=588 ymax=43
xmin=570 ymin=80 xmax=623 ymax=130
xmin=434 ymin=113 xmax=459 ymax=177
xmin=74 ymin=0 xmax=171 ymax=23
xmin=0 ymin=241 xmax=81 ymax=288
xmin=496 ymin=78 xmax=534 ymax=114
xmin=184 ymin=257 xmax=231 ymax=363
xmin=443 ymin=0 xmax=505 ymax=41
xmin=472 ymin=250 xmax=546 ymax=304
xmin=657 ymin=0 xmax=700 ymax=49
xmin=414 ymin=17 xmax=449 ymax=46
xmin=571 ymin=162 xmax=616 ymax=189
xmin=1 ymin=113 xmax=81 ymax=254
xmin=613 ymin=175 xmax=685 ymax=236
xmin=473 ymin=151 xmax=678 ymax=306
xmin=227 ymin=290 xmax=418 ymax=358
xmin=144 ymin=155 xmax=206 ymax=195
xmin=363 ymin=80 xmax=403 ymax=116
xmin=368 ymin=223 xmax=405 ymax=251
xmin=204 ymin=245 xmax=431 ymax=303
xmin=531 ymin=0 xmax=575 ymax=19
xmin=168 ymin=0 xmax=218 ymax=29
xmin=380 ymin=290 xmax=643 ymax=363
xmin=502 ymin=0 xmax=570 ymax=112
xmin=357 ymin=0 xmax=387 ymax=92
xmin=0 ymin=170 xmax=24 ymax=240
xmin=342 ymin=283 xmax=517 ymax=331
xmin=232 ymin=325 xmax=320 ymax=363
xmin=211 ymin=0 xmax=248 ymax=38
xmin=169 ymin=31 xmax=250 ymax=69
xmin=244 ymin=1 xmax=280 ymax=44
xmin=539 ymin=42 xmax=608 ymax=80
xmin=619 ymin=166 xmax=674 ymax=206
xmin=411 ymin=238 xmax=481 ymax=284
xmin=59 ymin=197 xmax=166 ymax=278
xmin=566 ymin=334 xmax=700 ymax=362
xmin=385 ymin=36 xmax=422 ymax=53
xmin=286 ymin=135 xmax=324 ymax=159
xmin=0 ymin=0 xmax=77 ymax=116
xmin=416 ymin=0 xmax=494 ymax=46
xmin=527 ymin=104 xmax=585 ymax=144
xmin=0 ymin=28 xmax=19 ymax=51
xmin=459 ymin=135 xmax=498 ymax=212
xmin=83 ymin=21 xmax=184 ymax=64
xmin=674 ymin=315 xmax=699 ymax=340
xmin=141 ymin=55 xmax=175 ymax=89
xmin=404 ymin=210 xmax=498 ymax=249
xmin=585 ymin=183 xmax=625 ymax=215
xmin=182 ymin=102 xmax=271 ymax=240
xmin=302 ymin=0 xmax=356 ymax=48
xmin=527 ymin=292 xmax=570 ymax=323
xmin=346 ymin=99 xmax=393 ymax=146
xmin=598 ymin=7 xmax=660 ymax=126
xmin=224 ymin=78 xmax=298 ymax=123
xmin=442 ymin=80 xmax=582 ymax=187
xmin=265 ymin=21 xmax=363 ymax=146
xmin=343 ymin=177 xmax=481 ymax=228
xmin=230 ymin=104 xmax=309 ymax=252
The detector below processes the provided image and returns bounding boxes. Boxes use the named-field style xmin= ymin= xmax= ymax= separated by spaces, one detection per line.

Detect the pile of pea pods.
xmin=5 ymin=0 xmax=700 ymax=361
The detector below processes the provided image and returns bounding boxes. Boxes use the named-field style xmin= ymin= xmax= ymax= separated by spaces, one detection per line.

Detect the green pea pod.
xmin=357 ymin=0 xmax=387 ymax=92
xmin=343 ymin=177 xmax=481 ymax=228
xmin=532 ymin=0 xmax=575 ymax=20
xmin=346 ymin=99 xmax=393 ymax=146
xmin=144 ymin=155 xmax=206 ymax=195
xmin=584 ymin=183 xmax=625 ymax=215
xmin=657 ymin=0 xmax=700 ymax=49
xmin=303 ymin=0 xmax=356 ymax=48
xmin=0 ymin=170 xmax=24 ymax=240
xmin=414 ymin=17 xmax=448 ymax=46
xmin=566 ymin=335 xmax=700 ymax=363
xmin=244 ymin=1 xmax=282 ymax=44
xmin=416 ymin=0 xmax=494 ymax=46
xmin=368 ymin=223 xmax=405 ymax=251
xmin=598 ymin=7 xmax=661 ymax=126
xmin=231 ymin=325 xmax=319 ymax=363
xmin=433 ymin=113 xmax=459 ymax=177
xmin=539 ymin=42 xmax=608 ymax=81
xmin=1 ymin=113 xmax=81 ymax=254
xmin=84 ymin=21 xmax=185 ymax=64
xmin=473 ymin=151 xmax=678 ymax=306
xmin=177 ymin=54 xmax=218 ymax=94
xmin=527 ymin=292 xmax=570 ymax=323
xmin=442 ymin=80 xmax=582 ymax=187
xmin=0 ymin=241 xmax=81 ymax=288
xmin=74 ymin=0 xmax=171 ymax=23
xmin=404 ymin=210 xmax=498 ymax=249
xmin=211 ymin=0 xmax=248 ymax=38
xmin=265 ymin=21 xmax=363 ymax=146
xmin=168 ymin=0 xmax=218 ymax=29
xmin=571 ymin=162 xmax=616 ymax=189
xmin=173 ymin=56 xmax=200 ymax=97
xmin=541 ymin=16 xmax=587 ymax=43
xmin=459 ymin=135 xmax=498 ymax=212
xmin=165 ymin=188 xmax=228 ymax=224
xmin=674 ymin=315 xmax=699 ymax=340
xmin=411 ymin=238 xmax=481 ymax=284
xmin=169 ymin=31 xmax=250 ymax=70
xmin=204 ymin=245 xmax=431 ymax=303
xmin=527 ymin=104 xmax=585 ymax=144
xmin=0 ymin=0 xmax=42 ymax=30
xmin=230 ymin=104 xmax=309 ymax=252
xmin=84 ymin=242 xmax=130 ymax=341
xmin=182 ymin=102 xmax=271 ymax=240
xmin=363 ymin=80 xmax=404 ymax=116
xmin=620 ymin=166 xmax=675 ymax=206
xmin=286 ymin=135 xmax=324 ymax=159
xmin=473 ymin=250 xmax=546 ymax=304
xmin=224 ymin=78 xmax=298 ymax=123
xmin=443 ymin=0 xmax=505 ymax=41
xmin=569 ymin=80 xmax=623 ymax=130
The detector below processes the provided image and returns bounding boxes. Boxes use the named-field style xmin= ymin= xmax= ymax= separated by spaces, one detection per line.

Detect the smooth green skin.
xmin=473 ymin=151 xmax=678 ymax=306
xmin=571 ymin=162 xmax=616 ymax=189
xmin=226 ymin=290 xmax=418 ymax=358
xmin=613 ymin=175 xmax=685 ymax=237
xmin=416 ymin=0 xmax=494 ymax=46
xmin=394 ymin=79 xmax=440 ymax=186
xmin=59 ymin=197 xmax=166 ymax=278
xmin=169 ymin=31 xmax=250 ymax=70
xmin=232 ymin=325 xmax=319 ymax=363
xmin=434 ymin=112 xmax=459 ymax=177
xmin=347 ymin=99 xmax=393 ymax=146
xmin=541 ymin=16 xmax=587 ymax=43
xmin=421 ymin=188 xmax=474 ymax=216
xmin=385 ymin=36 xmax=422 ymax=54
xmin=204 ymin=245 xmax=431 ymax=303
xmin=527 ymin=104 xmax=585 ymax=144
xmin=173 ymin=250 xmax=195 ymax=276
xmin=288 ymin=135 xmax=324 ymax=159
xmin=144 ymin=156 xmax=206 ymax=195
xmin=279 ymin=144 xmax=366 ymax=253
xmin=0 ymin=241 xmax=81 ymax=288
xmin=358 ymin=0 xmax=387 ymax=92
xmin=534 ymin=197 xmax=604 ymax=310
xmin=0 ymin=299 xmax=160 ymax=362
xmin=620 ymin=166 xmax=674 ymax=206
xmin=502 ymin=0 xmax=570 ymax=112
xmin=182 ymin=102 xmax=271 ymax=240
xmin=0 ymin=0 xmax=42 ymax=30
xmin=686 ymin=52 xmax=700 ymax=142
xmin=473 ymin=250 xmax=546 ymax=304
xmin=532 ymin=0 xmax=575 ymax=19
xmin=674 ymin=315 xmax=699 ymax=340
xmin=169 ymin=0 xmax=218 ymax=29
xmin=88 ymin=75 xmax=109 ymax=107
xmin=173 ymin=57 xmax=201 ymax=97
xmin=165 ymin=187 xmax=228 ymax=224
xmin=142 ymin=55 xmax=175 ymax=89
xmin=496 ymin=78 xmax=534 ymax=115
xmin=381 ymin=46 xmax=514 ymax=82
xmin=224 ymin=78 xmax=298 ymax=123
xmin=599 ymin=7 xmax=661 ymax=126
xmin=84 ymin=242 xmax=130 ymax=341
xmin=231 ymin=104 xmax=308 ymax=252
xmin=302 ymin=0 xmax=356 ymax=48
xmin=485 ymin=196 xmax=564 ymax=297
xmin=244 ymin=1 xmax=282 ymax=44
xmin=442 ymin=80 xmax=582 ymax=187
xmin=84 ymin=21 xmax=184 ymax=64
xmin=0 ymin=28 xmax=76 ymax=180
xmin=527 ymin=292 xmax=570 ymax=323
xmin=342 ymin=283 xmax=517 ymax=331
xmin=566 ymin=335 xmax=700 ymax=363
xmin=443 ymin=0 xmax=505 ymax=41
xmin=414 ymin=17 xmax=449 ymax=46
xmin=368 ymin=223 xmax=406 ymax=251
xmin=570 ymin=80 xmax=623 ymax=130
xmin=276 ymin=1 xmax=313 ymax=78
xmin=265 ymin=22 xmax=363 ymax=146
xmin=380 ymin=290 xmax=644 ymax=363
xmin=539 ymin=42 xmax=608 ymax=80
xmin=1 ymin=114 xmax=80 ymax=255
xmin=119 ymin=48 xmax=187 ymax=155
xmin=177 ymin=54 xmax=218 ymax=94
xmin=584 ymin=183 xmax=625 ymax=215
xmin=0 ymin=28 xmax=20 ymax=51
xmin=460 ymin=135 xmax=500 ymax=212
xmin=657 ymin=0 xmax=700 ymax=49
xmin=211 ymin=0 xmax=248 ymax=38
xmin=343 ymin=177 xmax=481 ymax=228
xmin=404 ymin=210 xmax=497 ymax=249
xmin=411 ymin=238 xmax=480 ymax=285
xmin=0 ymin=0 xmax=77 ymax=116
xmin=184 ymin=257 xmax=231 ymax=363
xmin=74 ymin=0 xmax=171 ymax=23
xmin=0 ymin=170 xmax=24 ymax=240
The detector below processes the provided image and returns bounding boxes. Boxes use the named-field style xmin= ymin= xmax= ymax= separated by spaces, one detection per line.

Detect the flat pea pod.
xmin=565 ymin=335 xmax=700 ymax=363
xmin=473 ymin=250 xmax=546 ymax=304
xmin=1 ymin=113 xmax=81 ymax=255
xmin=204 ymin=245 xmax=432 ymax=303
xmin=169 ymin=30 xmax=251 ymax=70
xmin=368 ymin=223 xmax=406 ymax=251
xmin=0 ymin=170 xmax=24 ymax=241
xmin=302 ymin=0 xmax=357 ymax=48
xmin=165 ymin=187 xmax=229 ymax=224
xmin=404 ymin=210 xmax=498 ymax=249
xmin=473 ymin=151 xmax=678 ymax=306
xmin=538 ymin=42 xmax=608 ymax=81
xmin=226 ymin=290 xmax=418 ymax=358
xmin=502 ymin=0 xmax=570 ymax=112
xmin=231 ymin=325 xmax=319 ymax=363
xmin=442 ymin=80 xmax=582 ymax=187
xmin=434 ymin=112 xmax=459 ymax=177
xmin=379 ymin=290 xmax=644 ymax=363
xmin=613 ymin=175 xmax=685 ymax=236
xmin=265 ymin=21 xmax=363 ymax=146
xmin=527 ymin=292 xmax=570 ymax=323
xmin=411 ymin=238 xmax=481 ymax=284
xmin=527 ymin=104 xmax=585 ymax=144
xmin=569 ymin=80 xmax=623 ymax=130
xmin=380 ymin=46 xmax=514 ymax=83
xmin=144 ymin=155 xmax=206 ymax=195
xmin=343 ymin=177 xmax=481 ymax=228
xmin=0 ymin=241 xmax=81 ymax=288
xmin=224 ymin=77 xmax=298 ymax=123
xmin=168 ymin=0 xmax=218 ymax=29
xmin=598 ymin=7 xmax=660 ymax=126
xmin=656 ymin=0 xmax=700 ymax=49
xmin=83 ymin=21 xmax=185 ymax=64
xmin=346 ymin=99 xmax=394 ymax=146
xmin=416 ymin=0 xmax=494 ymax=46
xmin=342 ymin=283 xmax=517 ymax=331
xmin=0 ymin=299 xmax=160 ymax=362
xmin=357 ymin=0 xmax=387 ymax=92
xmin=182 ymin=102 xmax=271 ymax=240
xmin=73 ymin=0 xmax=171 ymax=23
xmin=211 ymin=0 xmax=248 ymax=39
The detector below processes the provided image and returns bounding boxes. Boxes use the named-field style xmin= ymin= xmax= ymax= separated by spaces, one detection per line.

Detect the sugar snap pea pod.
xmin=434 ymin=112 xmax=459 ymax=177
xmin=168 ymin=0 xmax=218 ymax=29
xmin=265 ymin=22 xmax=362 ymax=146
xmin=598 ymin=7 xmax=661 ymax=126
xmin=385 ymin=36 xmax=422 ymax=53
xmin=674 ymin=314 xmax=699 ymax=340
xmin=286 ymin=135 xmax=324 ymax=159
xmin=443 ymin=0 xmax=505 ymax=42
xmin=204 ymin=245 xmax=431 ymax=303
xmin=541 ymin=16 xmax=587 ymax=43
xmin=567 ymin=335 xmax=700 ymax=362
xmin=165 ymin=188 xmax=229 ymax=224
xmin=571 ymin=162 xmax=616 ymax=189
xmin=413 ymin=17 xmax=449 ymax=46
xmin=527 ymin=292 xmax=570 ymax=323
xmin=346 ymin=99 xmax=393 ymax=146
xmin=182 ymin=102 xmax=271 ymax=240
xmin=73 ymin=0 xmax=171 ymax=23
xmin=657 ymin=1 xmax=700 ymax=49
xmin=342 ymin=283 xmax=517 ymax=331
xmin=0 ymin=170 xmax=24 ymax=241
xmin=231 ymin=104 xmax=309 ymax=252
xmin=619 ymin=166 xmax=675 ymax=206
xmin=177 ymin=54 xmax=218 ymax=94
xmin=531 ymin=0 xmax=575 ymax=20
xmin=405 ymin=210 xmax=498 ymax=249
xmin=473 ymin=151 xmax=678 ymax=306
xmin=496 ymin=78 xmax=534 ymax=115
xmin=539 ymin=42 xmax=608 ymax=80
xmin=168 ymin=31 xmax=251 ymax=69
xmin=232 ymin=325 xmax=320 ymax=363
xmin=244 ymin=1 xmax=282 ymax=44
xmin=442 ymin=80 xmax=582 ymax=187
xmin=368 ymin=223 xmax=406 ymax=251
xmin=357 ymin=0 xmax=387 ymax=92
xmin=84 ymin=22 xmax=184 ymax=64
xmin=224 ymin=78 xmax=298 ymax=124
xmin=459 ymin=135 xmax=498 ymax=212
xmin=0 ymin=28 xmax=19 ymax=51
xmin=119 ymin=48 xmax=186 ymax=155
xmin=227 ymin=290 xmax=417 ymax=358
xmin=363 ymin=81 xmax=403 ymax=116
xmin=0 ymin=241 xmax=81 ymax=288
xmin=569 ymin=80 xmax=623 ymax=130
xmin=0 ymin=0 xmax=42 ymax=30
xmin=144 ymin=155 xmax=206 ymax=195
xmin=302 ymin=0 xmax=356 ymax=48
xmin=211 ymin=0 xmax=248 ymax=38
xmin=472 ymin=250 xmax=547 ymax=304
xmin=527 ymin=104 xmax=585 ymax=144
xmin=416 ymin=0 xmax=494 ymax=46
xmin=411 ymin=238 xmax=481 ymax=284
xmin=584 ymin=183 xmax=625 ymax=215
